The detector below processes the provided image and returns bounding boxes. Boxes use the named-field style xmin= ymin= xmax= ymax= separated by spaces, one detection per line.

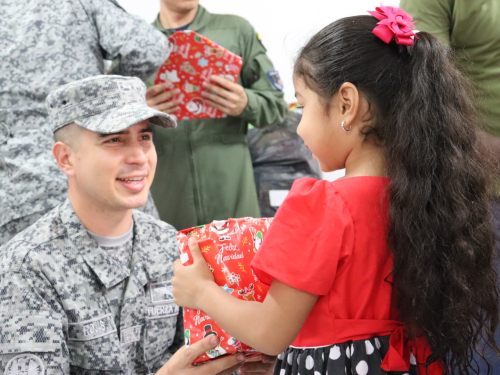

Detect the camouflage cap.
xmin=46 ymin=75 xmax=177 ymax=134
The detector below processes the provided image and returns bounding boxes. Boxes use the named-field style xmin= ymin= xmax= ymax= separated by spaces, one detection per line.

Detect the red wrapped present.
xmin=155 ymin=30 xmax=243 ymax=120
xmin=177 ymin=218 xmax=272 ymax=364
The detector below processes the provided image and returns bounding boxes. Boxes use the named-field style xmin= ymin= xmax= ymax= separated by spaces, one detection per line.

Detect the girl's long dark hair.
xmin=295 ymin=16 xmax=499 ymax=374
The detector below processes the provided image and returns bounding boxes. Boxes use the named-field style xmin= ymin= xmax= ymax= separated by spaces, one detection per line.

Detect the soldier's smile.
xmin=116 ymin=176 xmax=147 ymax=192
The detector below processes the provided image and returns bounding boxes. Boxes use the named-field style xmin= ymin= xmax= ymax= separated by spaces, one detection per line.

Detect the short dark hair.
xmin=53 ymin=123 xmax=82 ymax=148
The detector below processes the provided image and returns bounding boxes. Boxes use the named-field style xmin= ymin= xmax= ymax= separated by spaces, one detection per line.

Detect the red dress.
xmin=251 ymin=177 xmax=443 ymax=375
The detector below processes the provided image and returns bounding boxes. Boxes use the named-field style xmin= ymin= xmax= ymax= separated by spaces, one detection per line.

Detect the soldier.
xmin=145 ymin=0 xmax=289 ymax=231
xmin=0 ymin=0 xmax=171 ymax=245
xmin=0 ymin=75 xmax=247 ymax=375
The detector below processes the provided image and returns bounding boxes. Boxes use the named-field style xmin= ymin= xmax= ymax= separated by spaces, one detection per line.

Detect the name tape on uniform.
xmin=68 ymin=314 xmax=117 ymax=341
xmin=147 ymin=302 xmax=179 ymax=320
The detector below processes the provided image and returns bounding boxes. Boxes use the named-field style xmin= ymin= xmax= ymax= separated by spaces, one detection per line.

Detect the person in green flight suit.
xmin=145 ymin=0 xmax=288 ymax=231
xmin=399 ymin=0 xmax=500 ymax=172
xmin=399 ymin=2 xmax=500 ymax=374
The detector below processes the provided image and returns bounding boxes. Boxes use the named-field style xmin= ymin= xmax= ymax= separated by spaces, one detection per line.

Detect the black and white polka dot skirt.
xmin=274 ymin=335 xmax=419 ymax=375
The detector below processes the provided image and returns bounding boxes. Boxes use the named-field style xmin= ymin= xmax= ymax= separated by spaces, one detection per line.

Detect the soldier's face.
xmin=70 ymin=121 xmax=157 ymax=212
xmin=162 ymin=0 xmax=199 ymax=12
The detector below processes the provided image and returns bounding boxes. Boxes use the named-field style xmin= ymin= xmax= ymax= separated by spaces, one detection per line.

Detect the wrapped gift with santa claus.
xmin=177 ymin=218 xmax=272 ymax=364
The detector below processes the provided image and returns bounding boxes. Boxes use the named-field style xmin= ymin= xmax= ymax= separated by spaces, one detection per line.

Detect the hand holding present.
xmin=156 ymin=335 xmax=245 ymax=375
xmin=201 ymin=75 xmax=248 ymax=117
xmin=146 ymin=81 xmax=182 ymax=114
xmin=173 ymin=237 xmax=217 ymax=310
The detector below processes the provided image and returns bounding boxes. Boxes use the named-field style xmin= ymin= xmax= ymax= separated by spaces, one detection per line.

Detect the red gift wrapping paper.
xmin=177 ymin=218 xmax=273 ymax=364
xmin=155 ymin=30 xmax=243 ymax=120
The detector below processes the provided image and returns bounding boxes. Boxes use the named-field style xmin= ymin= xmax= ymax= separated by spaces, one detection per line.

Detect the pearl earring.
xmin=341 ymin=121 xmax=352 ymax=131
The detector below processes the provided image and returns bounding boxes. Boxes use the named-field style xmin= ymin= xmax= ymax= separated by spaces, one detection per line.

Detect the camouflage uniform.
xmin=0 ymin=199 xmax=183 ymax=375
xmin=0 ymin=0 xmax=170 ymax=245
xmin=0 ymin=74 xmax=180 ymax=374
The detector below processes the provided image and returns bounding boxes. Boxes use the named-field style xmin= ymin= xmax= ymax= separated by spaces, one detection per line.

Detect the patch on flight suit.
xmin=6 ymin=354 xmax=45 ymax=375
xmin=121 ymin=325 xmax=142 ymax=345
xmin=267 ymin=70 xmax=284 ymax=91
xmin=67 ymin=314 xmax=117 ymax=341
xmin=150 ymin=280 xmax=174 ymax=304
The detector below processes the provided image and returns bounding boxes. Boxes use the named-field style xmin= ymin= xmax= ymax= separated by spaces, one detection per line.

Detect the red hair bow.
xmin=368 ymin=5 xmax=418 ymax=46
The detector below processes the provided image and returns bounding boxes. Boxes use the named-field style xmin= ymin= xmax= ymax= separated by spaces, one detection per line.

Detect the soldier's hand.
xmin=239 ymin=355 xmax=277 ymax=375
xmin=146 ymin=82 xmax=182 ymax=114
xmin=156 ymin=335 xmax=245 ymax=375
xmin=201 ymin=75 xmax=248 ymax=117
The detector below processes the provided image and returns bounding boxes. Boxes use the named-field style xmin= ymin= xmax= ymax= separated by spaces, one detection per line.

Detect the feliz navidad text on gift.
xmin=178 ymin=218 xmax=272 ymax=363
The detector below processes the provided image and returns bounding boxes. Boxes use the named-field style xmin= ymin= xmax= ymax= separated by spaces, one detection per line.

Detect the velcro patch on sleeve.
xmin=0 ymin=311 xmax=62 ymax=353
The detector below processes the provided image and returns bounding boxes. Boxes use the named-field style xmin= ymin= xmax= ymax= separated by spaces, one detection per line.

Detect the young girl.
xmin=172 ymin=6 xmax=499 ymax=375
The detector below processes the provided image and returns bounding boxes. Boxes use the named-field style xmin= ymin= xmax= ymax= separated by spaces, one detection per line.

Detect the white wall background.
xmin=116 ymin=0 xmax=400 ymax=181
xmin=117 ymin=0 xmax=400 ymax=104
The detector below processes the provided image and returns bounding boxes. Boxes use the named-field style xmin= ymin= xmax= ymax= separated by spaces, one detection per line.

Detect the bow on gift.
xmin=380 ymin=326 xmax=445 ymax=375
xmin=368 ymin=5 xmax=418 ymax=46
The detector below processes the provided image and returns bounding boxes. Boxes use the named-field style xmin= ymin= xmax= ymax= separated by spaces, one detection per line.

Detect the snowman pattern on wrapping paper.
xmin=203 ymin=324 xmax=227 ymax=359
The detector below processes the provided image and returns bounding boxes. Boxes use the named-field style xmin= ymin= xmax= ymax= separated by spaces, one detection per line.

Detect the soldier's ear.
xmin=52 ymin=141 xmax=76 ymax=177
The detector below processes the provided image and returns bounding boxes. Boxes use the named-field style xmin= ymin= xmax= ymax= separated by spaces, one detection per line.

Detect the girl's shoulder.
xmin=289 ymin=176 xmax=390 ymax=203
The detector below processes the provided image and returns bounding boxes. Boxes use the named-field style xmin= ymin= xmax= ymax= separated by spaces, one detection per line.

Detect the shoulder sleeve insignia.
xmin=6 ymin=354 xmax=45 ymax=375
xmin=267 ymin=70 xmax=284 ymax=91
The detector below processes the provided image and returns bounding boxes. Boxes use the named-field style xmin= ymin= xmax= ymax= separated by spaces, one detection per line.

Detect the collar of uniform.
xmin=153 ymin=5 xmax=211 ymax=34
xmin=59 ymin=199 xmax=131 ymax=289
xmin=131 ymin=210 xmax=174 ymax=285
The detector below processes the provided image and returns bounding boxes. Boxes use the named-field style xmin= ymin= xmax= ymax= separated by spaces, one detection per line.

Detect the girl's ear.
xmin=337 ymin=82 xmax=360 ymax=127
xmin=52 ymin=142 xmax=76 ymax=177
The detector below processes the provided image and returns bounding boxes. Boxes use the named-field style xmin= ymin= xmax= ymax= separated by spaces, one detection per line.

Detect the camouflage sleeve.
xmin=83 ymin=0 xmax=171 ymax=80
xmin=238 ymin=22 xmax=288 ymax=128
xmin=0 ymin=270 xmax=68 ymax=374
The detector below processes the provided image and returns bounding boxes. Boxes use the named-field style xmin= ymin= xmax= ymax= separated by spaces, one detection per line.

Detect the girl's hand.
xmin=173 ymin=237 xmax=216 ymax=309
xmin=156 ymin=335 xmax=245 ymax=375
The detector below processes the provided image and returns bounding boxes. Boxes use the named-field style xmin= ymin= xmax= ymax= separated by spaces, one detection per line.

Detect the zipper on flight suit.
xmin=186 ymin=122 xmax=204 ymax=224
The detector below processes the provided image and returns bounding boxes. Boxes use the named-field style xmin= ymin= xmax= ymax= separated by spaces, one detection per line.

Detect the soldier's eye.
xmin=106 ymin=137 xmax=120 ymax=143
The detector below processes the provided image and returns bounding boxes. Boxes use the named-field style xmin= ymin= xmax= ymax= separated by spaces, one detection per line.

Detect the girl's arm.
xmin=172 ymin=238 xmax=318 ymax=356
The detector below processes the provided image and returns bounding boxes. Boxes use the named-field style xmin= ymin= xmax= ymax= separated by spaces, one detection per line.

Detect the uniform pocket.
xmin=144 ymin=302 xmax=179 ymax=363
xmin=68 ymin=335 xmax=123 ymax=372
xmin=67 ymin=314 xmax=123 ymax=372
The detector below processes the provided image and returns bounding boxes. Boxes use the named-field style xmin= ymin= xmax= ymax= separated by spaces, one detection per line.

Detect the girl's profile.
xmin=173 ymin=5 xmax=500 ymax=375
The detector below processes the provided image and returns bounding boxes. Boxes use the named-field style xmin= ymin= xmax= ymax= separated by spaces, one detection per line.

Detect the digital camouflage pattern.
xmin=0 ymin=199 xmax=183 ymax=374
xmin=47 ymin=75 xmax=176 ymax=134
xmin=0 ymin=0 xmax=170 ymax=244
